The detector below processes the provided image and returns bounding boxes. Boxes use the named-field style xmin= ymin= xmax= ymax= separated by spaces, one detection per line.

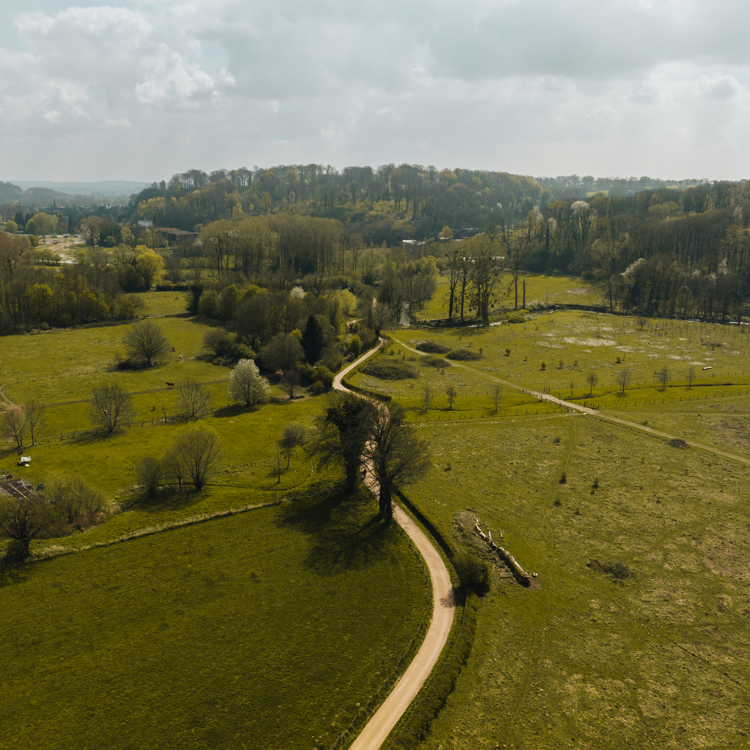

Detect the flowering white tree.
xmin=228 ymin=359 xmax=270 ymax=407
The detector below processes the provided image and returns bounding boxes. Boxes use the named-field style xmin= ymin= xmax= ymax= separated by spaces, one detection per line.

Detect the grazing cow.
xmin=166 ymin=381 xmax=175 ymax=388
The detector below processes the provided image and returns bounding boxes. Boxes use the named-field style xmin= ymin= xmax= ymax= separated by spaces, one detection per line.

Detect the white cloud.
xmin=0 ymin=0 xmax=749 ymax=180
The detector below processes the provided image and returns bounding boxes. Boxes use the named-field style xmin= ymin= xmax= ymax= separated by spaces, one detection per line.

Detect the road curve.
xmin=333 ymin=343 xmax=456 ymax=750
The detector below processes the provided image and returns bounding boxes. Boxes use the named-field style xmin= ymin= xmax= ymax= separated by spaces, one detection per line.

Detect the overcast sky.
xmin=1 ymin=0 xmax=749 ymax=183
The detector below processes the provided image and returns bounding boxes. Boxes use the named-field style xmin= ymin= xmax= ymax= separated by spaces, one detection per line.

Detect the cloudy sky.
xmin=1 ymin=0 xmax=749 ymax=183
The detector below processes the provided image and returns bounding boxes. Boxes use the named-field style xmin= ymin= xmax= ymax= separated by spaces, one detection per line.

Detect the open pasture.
xmin=417 ymin=274 xmax=602 ymax=321
xmin=0 ymin=315 xmax=224 ymax=405
xmin=0 ymin=489 xmax=429 ymax=750
xmin=391 ymin=312 xmax=750 ymax=411
xmin=406 ymin=412 xmax=750 ymax=749
xmin=132 ymin=289 xmax=191 ymax=317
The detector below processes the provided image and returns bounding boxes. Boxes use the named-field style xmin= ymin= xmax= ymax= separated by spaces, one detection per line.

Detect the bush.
xmin=453 ymin=550 xmax=490 ymax=595
xmin=416 ymin=341 xmax=450 ymax=354
xmin=505 ymin=311 xmax=527 ymax=324
xmin=421 ymin=355 xmax=449 ymax=369
xmin=314 ymin=366 xmax=334 ymax=390
xmin=136 ymin=457 xmax=163 ymax=499
xmin=446 ymin=349 xmax=482 ymax=361
xmin=359 ymin=327 xmax=377 ymax=350
xmin=587 ymin=559 xmax=634 ymax=581
xmin=361 ymin=357 xmax=419 ymax=380
xmin=310 ymin=380 xmax=326 ymax=396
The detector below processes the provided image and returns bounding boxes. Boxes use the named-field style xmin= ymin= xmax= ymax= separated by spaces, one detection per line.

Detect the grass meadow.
xmin=0 ymin=489 xmax=429 ymax=750
xmin=407 ymin=412 xmax=750 ymax=749
xmin=417 ymin=273 xmax=602 ymax=321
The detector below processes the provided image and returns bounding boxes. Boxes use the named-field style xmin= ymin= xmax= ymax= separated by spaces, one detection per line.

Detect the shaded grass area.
xmin=0 ymin=485 xmax=429 ymax=750
xmin=406 ymin=414 xmax=750 ymax=749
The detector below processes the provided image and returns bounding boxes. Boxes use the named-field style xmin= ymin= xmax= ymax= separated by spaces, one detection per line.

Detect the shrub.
xmin=668 ymin=438 xmax=688 ymax=449
xmin=421 ymin=355 xmax=449 ymax=369
xmin=587 ymin=559 xmax=634 ymax=581
xmin=314 ymin=366 xmax=334 ymax=390
xmin=361 ymin=357 xmax=419 ymax=380
xmin=559 ymin=471 xmax=567 ymax=483
xmin=505 ymin=311 xmax=526 ymax=324
xmin=445 ymin=349 xmax=482 ymax=361
xmin=416 ymin=341 xmax=450 ymax=354
xmin=310 ymin=380 xmax=326 ymax=396
xmin=453 ymin=551 xmax=490 ymax=595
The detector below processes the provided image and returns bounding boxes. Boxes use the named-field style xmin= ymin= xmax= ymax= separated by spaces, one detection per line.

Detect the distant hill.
xmin=0 ymin=181 xmax=23 ymax=202
xmin=9 ymin=180 xmax=150 ymax=198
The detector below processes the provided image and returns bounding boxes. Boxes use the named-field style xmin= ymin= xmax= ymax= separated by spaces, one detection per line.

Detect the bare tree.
xmin=446 ymin=385 xmax=458 ymax=410
xmin=616 ymin=369 xmax=632 ymax=396
xmin=635 ymin=316 xmax=648 ymax=331
xmin=492 ymin=385 xmax=503 ymax=413
xmin=136 ymin=457 xmax=163 ymax=498
xmin=89 ymin=383 xmax=135 ymax=434
xmin=177 ymin=379 xmax=211 ymax=419
xmin=2 ymin=407 xmax=25 ymax=449
xmin=422 ymin=385 xmax=432 ymax=413
xmin=162 ymin=448 xmax=185 ymax=492
xmin=0 ymin=493 xmax=52 ymax=559
xmin=24 ymin=399 xmax=44 ymax=446
xmin=169 ymin=425 xmax=222 ymax=490
xmin=280 ymin=369 xmax=300 ymax=399
xmin=361 ymin=404 xmax=431 ymax=524
xmin=654 ymin=366 xmax=669 ymax=391
xmin=586 ymin=372 xmax=599 ymax=396
xmin=123 ymin=320 xmax=171 ymax=366
xmin=278 ymin=423 xmax=307 ymax=469
xmin=686 ymin=366 xmax=696 ymax=390
xmin=47 ymin=475 xmax=107 ymax=524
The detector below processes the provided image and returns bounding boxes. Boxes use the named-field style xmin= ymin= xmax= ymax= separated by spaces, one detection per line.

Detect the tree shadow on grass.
xmin=276 ymin=480 xmax=396 ymax=575
xmin=129 ymin=487 xmax=215 ymax=514
xmin=213 ymin=404 xmax=256 ymax=418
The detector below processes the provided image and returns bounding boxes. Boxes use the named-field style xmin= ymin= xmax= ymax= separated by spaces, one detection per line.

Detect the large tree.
xmin=2 ymin=407 xmax=26 ymax=449
xmin=177 ymin=379 xmax=211 ymax=419
xmin=0 ymin=492 xmax=53 ymax=559
xmin=168 ymin=425 xmax=223 ymax=490
xmin=261 ymin=332 xmax=303 ymax=375
xmin=312 ymin=393 xmax=377 ymax=490
xmin=123 ymin=320 xmax=171 ymax=366
xmin=89 ymin=383 xmax=135 ymax=434
xmin=361 ymin=403 xmax=431 ymax=524
xmin=301 ymin=314 xmax=327 ymax=365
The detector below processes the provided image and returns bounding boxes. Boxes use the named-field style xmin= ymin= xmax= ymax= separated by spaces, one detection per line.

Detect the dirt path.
xmin=393 ymin=335 xmax=750 ymax=467
xmin=334 ymin=344 xmax=456 ymax=750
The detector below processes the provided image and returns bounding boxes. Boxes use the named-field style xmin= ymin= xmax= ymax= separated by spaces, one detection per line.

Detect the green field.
xmin=407 ymin=411 xmax=750 ymax=749
xmin=1 ymin=490 xmax=429 ymax=750
xmin=418 ymin=274 xmax=602 ymax=321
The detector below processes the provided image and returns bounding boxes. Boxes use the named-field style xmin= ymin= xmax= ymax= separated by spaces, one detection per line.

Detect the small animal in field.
xmin=166 ymin=381 xmax=175 ymax=388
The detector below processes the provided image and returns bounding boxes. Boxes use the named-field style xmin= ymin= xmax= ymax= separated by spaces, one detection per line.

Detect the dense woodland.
xmin=1 ymin=164 xmax=750 ymax=334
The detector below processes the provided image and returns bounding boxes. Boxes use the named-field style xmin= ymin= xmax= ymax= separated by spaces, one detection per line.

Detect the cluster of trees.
xmin=311 ymin=394 xmax=430 ymax=524
xmin=481 ymin=179 xmax=750 ymax=321
xmin=0 ymin=234 xmax=168 ymax=332
xmin=0 ymin=474 xmax=108 ymax=562
xmin=136 ymin=425 xmax=223 ymax=496
xmin=129 ymin=164 xmax=546 ymax=243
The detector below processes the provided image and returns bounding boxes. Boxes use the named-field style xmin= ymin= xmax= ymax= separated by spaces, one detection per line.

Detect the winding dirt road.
xmin=333 ymin=345 xmax=456 ymax=750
